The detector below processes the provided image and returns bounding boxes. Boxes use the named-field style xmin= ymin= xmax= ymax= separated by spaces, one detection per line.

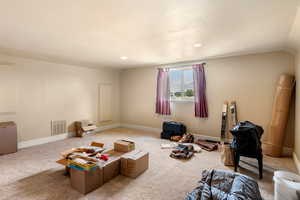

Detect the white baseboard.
xmin=193 ymin=134 xmax=232 ymax=143
xmin=120 ymin=123 xmax=294 ymax=155
xmin=18 ymin=123 xmax=120 ymax=149
xmin=95 ymin=123 xmax=121 ymax=132
xmin=18 ymin=132 xmax=74 ymax=149
xmin=120 ymin=123 xmax=230 ymax=142
xmin=293 ymin=152 xmax=300 ymax=173
xmin=120 ymin=123 xmax=161 ymax=134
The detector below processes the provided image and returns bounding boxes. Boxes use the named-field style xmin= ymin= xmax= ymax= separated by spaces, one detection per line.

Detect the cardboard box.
xmin=56 ymin=158 xmax=68 ymax=166
xmin=121 ymin=150 xmax=149 ymax=178
xmin=90 ymin=141 xmax=104 ymax=148
xmin=70 ymin=166 xmax=103 ymax=194
xmin=75 ymin=120 xmax=97 ymax=137
xmin=114 ymin=140 xmax=135 ymax=152
xmin=0 ymin=121 xmax=17 ymax=155
xmin=60 ymin=149 xmax=77 ymax=158
xmin=102 ymin=158 xmax=120 ymax=183
xmin=101 ymin=149 xmax=125 ymax=183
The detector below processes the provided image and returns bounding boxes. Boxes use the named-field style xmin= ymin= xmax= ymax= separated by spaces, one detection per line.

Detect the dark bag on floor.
xmin=161 ymin=121 xmax=186 ymax=139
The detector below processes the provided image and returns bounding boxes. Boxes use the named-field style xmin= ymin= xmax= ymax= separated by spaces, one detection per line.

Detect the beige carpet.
xmin=0 ymin=128 xmax=297 ymax=200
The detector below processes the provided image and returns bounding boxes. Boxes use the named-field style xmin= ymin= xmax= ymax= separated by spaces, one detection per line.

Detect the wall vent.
xmin=51 ymin=120 xmax=67 ymax=136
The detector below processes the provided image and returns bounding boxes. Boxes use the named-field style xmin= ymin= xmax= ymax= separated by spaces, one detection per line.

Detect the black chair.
xmin=230 ymin=121 xmax=264 ymax=179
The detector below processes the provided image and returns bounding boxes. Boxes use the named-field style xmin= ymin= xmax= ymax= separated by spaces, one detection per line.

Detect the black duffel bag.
xmin=161 ymin=121 xmax=186 ymax=139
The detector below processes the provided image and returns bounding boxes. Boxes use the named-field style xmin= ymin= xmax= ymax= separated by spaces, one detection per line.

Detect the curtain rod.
xmin=160 ymin=62 xmax=206 ymax=69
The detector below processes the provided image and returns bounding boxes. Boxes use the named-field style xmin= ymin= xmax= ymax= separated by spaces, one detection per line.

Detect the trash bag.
xmin=273 ymin=171 xmax=300 ymax=200
xmin=230 ymin=121 xmax=263 ymax=156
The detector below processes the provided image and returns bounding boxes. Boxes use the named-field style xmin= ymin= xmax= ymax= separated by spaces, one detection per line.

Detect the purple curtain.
xmin=155 ymin=68 xmax=171 ymax=115
xmin=193 ymin=64 xmax=208 ymax=118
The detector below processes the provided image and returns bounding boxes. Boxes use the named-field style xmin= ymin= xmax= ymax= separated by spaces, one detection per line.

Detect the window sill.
xmin=171 ymin=99 xmax=194 ymax=103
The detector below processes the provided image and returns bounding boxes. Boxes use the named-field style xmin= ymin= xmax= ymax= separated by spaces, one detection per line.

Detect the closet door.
xmin=98 ymin=84 xmax=113 ymax=122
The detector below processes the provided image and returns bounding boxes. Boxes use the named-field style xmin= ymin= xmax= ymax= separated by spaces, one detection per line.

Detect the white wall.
xmin=0 ymin=54 xmax=120 ymax=142
xmin=120 ymin=51 xmax=295 ymax=148
xmin=295 ymin=53 xmax=300 ymax=160
xmin=291 ymin=5 xmax=300 ymax=162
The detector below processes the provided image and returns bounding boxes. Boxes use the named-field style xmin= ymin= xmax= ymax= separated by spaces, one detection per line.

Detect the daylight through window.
xmin=169 ymin=68 xmax=194 ymax=101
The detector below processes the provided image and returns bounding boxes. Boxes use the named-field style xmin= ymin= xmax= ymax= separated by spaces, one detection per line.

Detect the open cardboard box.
xmin=121 ymin=150 xmax=149 ymax=178
xmin=114 ymin=139 xmax=135 ymax=152
xmin=100 ymin=149 xmax=126 ymax=183
xmin=70 ymin=166 xmax=103 ymax=194
xmin=56 ymin=140 xmax=149 ymax=195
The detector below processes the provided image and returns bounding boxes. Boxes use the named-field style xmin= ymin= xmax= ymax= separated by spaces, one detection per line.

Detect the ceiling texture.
xmin=0 ymin=0 xmax=299 ymax=68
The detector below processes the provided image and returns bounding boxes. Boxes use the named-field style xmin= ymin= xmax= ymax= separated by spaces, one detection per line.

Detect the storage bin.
xmin=273 ymin=171 xmax=300 ymax=200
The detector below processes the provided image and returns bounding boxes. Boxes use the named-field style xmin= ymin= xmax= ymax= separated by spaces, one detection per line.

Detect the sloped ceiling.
xmin=0 ymin=0 xmax=299 ymax=68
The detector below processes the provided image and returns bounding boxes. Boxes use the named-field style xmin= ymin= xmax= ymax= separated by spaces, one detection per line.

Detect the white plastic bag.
xmin=273 ymin=171 xmax=300 ymax=200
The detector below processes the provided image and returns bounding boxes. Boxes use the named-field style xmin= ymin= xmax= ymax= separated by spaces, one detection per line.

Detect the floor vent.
xmin=51 ymin=120 xmax=67 ymax=136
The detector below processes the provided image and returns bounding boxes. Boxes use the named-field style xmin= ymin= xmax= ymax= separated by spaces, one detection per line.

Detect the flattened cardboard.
xmin=121 ymin=150 xmax=149 ymax=178
xmin=60 ymin=149 xmax=77 ymax=158
xmin=114 ymin=140 xmax=135 ymax=152
xmin=70 ymin=166 xmax=103 ymax=194
xmin=90 ymin=141 xmax=104 ymax=148
xmin=56 ymin=158 xmax=68 ymax=166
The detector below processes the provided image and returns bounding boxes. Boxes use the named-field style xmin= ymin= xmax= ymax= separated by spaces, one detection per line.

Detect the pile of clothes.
xmin=170 ymin=133 xmax=194 ymax=143
xmin=166 ymin=133 xmax=218 ymax=160
xmin=170 ymin=144 xmax=195 ymax=159
xmin=185 ymin=169 xmax=262 ymax=200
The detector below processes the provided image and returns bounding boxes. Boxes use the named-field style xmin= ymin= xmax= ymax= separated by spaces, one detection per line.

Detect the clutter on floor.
xmin=220 ymin=143 xmax=234 ymax=166
xmin=56 ymin=139 xmax=149 ymax=194
xmin=160 ymin=142 xmax=178 ymax=149
xmin=231 ymin=121 xmax=264 ymax=179
xmin=114 ymin=139 xmax=135 ymax=152
xmin=264 ymin=73 xmax=295 ymax=157
xmin=161 ymin=142 xmax=201 ymax=153
xmin=121 ymin=150 xmax=149 ymax=178
xmin=194 ymin=139 xmax=218 ymax=151
xmin=170 ymin=135 xmax=182 ymax=142
xmin=178 ymin=133 xmax=194 ymax=143
xmin=160 ymin=121 xmax=217 ymax=151
xmin=185 ymin=169 xmax=262 ymax=200
xmin=160 ymin=121 xmax=217 ymax=160
xmin=160 ymin=121 xmax=186 ymax=139
xmin=0 ymin=121 xmax=17 ymax=155
xmin=183 ymin=143 xmax=202 ymax=153
xmin=273 ymin=171 xmax=300 ymax=200
xmin=170 ymin=144 xmax=194 ymax=159
xmin=75 ymin=120 xmax=97 ymax=137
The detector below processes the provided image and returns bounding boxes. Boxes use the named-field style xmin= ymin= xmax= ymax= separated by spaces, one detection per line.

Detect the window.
xmin=169 ymin=68 xmax=194 ymax=101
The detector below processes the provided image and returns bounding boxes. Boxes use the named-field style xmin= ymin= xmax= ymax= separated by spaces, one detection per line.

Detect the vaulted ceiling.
xmin=0 ymin=0 xmax=299 ymax=68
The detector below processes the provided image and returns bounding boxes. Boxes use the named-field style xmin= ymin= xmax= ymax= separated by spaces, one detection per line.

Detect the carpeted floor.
xmin=0 ymin=128 xmax=297 ymax=200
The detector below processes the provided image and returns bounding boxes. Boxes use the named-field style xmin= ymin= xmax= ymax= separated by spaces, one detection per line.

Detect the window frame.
xmin=169 ymin=67 xmax=195 ymax=103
